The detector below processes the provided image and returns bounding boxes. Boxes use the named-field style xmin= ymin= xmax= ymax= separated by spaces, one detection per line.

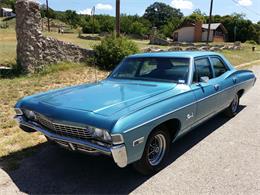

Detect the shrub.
xmin=130 ymin=21 xmax=149 ymax=36
xmin=245 ymin=40 xmax=257 ymax=45
xmin=93 ymin=35 xmax=139 ymax=70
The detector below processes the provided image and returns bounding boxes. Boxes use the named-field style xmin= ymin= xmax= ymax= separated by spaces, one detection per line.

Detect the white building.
xmin=0 ymin=8 xmax=16 ymax=17
xmin=173 ymin=22 xmax=228 ymax=43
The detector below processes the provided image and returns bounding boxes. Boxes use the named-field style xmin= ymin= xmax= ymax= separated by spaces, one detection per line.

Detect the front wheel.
xmin=133 ymin=126 xmax=170 ymax=175
xmin=224 ymin=94 xmax=239 ymax=117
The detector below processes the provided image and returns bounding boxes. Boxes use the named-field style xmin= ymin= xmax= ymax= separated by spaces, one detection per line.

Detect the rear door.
xmin=190 ymin=57 xmax=220 ymax=122
xmin=209 ymin=55 xmax=235 ymax=110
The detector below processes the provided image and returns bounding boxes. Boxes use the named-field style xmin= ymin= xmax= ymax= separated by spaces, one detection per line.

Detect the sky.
xmin=38 ymin=0 xmax=260 ymax=23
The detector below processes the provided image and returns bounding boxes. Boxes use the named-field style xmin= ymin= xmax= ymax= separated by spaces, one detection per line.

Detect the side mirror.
xmin=200 ymin=76 xmax=210 ymax=83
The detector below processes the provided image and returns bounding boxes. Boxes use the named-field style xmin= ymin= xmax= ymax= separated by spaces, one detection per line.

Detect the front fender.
xmin=113 ymin=89 xmax=196 ymax=164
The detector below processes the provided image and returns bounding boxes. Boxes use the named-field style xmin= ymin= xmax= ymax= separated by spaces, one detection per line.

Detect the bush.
xmin=245 ymin=40 xmax=257 ymax=45
xmin=130 ymin=21 xmax=149 ymax=36
xmin=93 ymin=35 xmax=139 ymax=70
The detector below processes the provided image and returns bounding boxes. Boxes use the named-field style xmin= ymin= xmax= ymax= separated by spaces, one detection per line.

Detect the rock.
xmin=150 ymin=37 xmax=170 ymax=46
xmin=16 ymin=0 xmax=94 ymax=73
xmin=228 ymin=45 xmax=235 ymax=50
xmin=185 ymin=46 xmax=198 ymax=51
xmin=234 ymin=41 xmax=241 ymax=46
xmin=181 ymin=42 xmax=195 ymax=47
xmin=142 ymin=47 xmax=165 ymax=53
xmin=79 ymin=35 xmax=101 ymax=41
xmin=168 ymin=47 xmax=183 ymax=51
xmin=209 ymin=47 xmax=220 ymax=51
xmin=234 ymin=46 xmax=241 ymax=50
xmin=199 ymin=46 xmax=210 ymax=51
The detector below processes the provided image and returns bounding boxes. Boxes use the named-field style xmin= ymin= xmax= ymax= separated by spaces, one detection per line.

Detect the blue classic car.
xmin=14 ymin=52 xmax=256 ymax=174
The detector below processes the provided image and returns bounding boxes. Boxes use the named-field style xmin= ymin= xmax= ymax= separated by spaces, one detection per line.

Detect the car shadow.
xmin=0 ymin=106 xmax=245 ymax=194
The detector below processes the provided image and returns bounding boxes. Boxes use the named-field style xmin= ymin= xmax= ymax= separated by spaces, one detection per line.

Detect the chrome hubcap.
xmin=148 ymin=134 xmax=166 ymax=166
xmin=231 ymin=95 xmax=239 ymax=113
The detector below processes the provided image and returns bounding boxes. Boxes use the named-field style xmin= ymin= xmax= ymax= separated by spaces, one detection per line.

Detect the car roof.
xmin=129 ymin=51 xmax=219 ymax=58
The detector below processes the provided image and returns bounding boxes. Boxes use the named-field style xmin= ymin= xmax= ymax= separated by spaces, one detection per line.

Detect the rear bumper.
xmin=15 ymin=116 xmax=128 ymax=168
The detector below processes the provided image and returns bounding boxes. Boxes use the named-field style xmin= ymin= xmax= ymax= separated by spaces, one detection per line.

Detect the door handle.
xmin=214 ymin=84 xmax=220 ymax=91
xmin=233 ymin=77 xmax=237 ymax=84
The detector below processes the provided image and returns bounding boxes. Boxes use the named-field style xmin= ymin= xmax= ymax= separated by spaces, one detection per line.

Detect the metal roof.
xmin=1 ymin=8 xmax=13 ymax=12
xmin=130 ymin=51 xmax=220 ymax=58
xmin=202 ymin=23 xmax=222 ymax=30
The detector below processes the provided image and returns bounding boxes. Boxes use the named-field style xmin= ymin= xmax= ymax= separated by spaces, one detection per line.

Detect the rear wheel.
xmin=224 ymin=93 xmax=239 ymax=117
xmin=133 ymin=126 xmax=170 ymax=175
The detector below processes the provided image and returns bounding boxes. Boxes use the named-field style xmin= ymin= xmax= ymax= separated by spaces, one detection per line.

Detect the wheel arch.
xmin=149 ymin=118 xmax=181 ymax=142
xmin=237 ymin=89 xmax=245 ymax=98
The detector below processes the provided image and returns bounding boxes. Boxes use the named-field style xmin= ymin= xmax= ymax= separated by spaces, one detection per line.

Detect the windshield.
xmin=109 ymin=57 xmax=190 ymax=83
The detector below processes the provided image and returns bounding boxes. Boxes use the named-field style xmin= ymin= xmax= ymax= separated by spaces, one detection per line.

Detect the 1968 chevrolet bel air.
xmin=14 ymin=52 xmax=256 ymax=174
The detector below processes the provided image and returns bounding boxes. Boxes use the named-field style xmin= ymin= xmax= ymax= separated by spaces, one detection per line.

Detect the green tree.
xmin=161 ymin=19 xmax=181 ymax=38
xmin=82 ymin=18 xmax=101 ymax=33
xmin=130 ymin=21 xmax=149 ymax=36
xmin=0 ymin=0 xmax=16 ymax=12
xmin=98 ymin=15 xmax=115 ymax=32
xmin=40 ymin=5 xmax=57 ymax=19
xmin=63 ymin=10 xmax=80 ymax=28
xmin=120 ymin=15 xmax=134 ymax=33
xmin=94 ymin=34 xmax=139 ymax=70
xmin=143 ymin=2 xmax=183 ymax=27
xmin=220 ymin=13 xmax=258 ymax=42
xmin=184 ymin=9 xmax=206 ymax=23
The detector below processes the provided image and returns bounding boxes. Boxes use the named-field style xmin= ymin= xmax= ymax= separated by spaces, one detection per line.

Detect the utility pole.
xmin=234 ymin=25 xmax=237 ymax=42
xmin=91 ymin=6 xmax=95 ymax=35
xmin=116 ymin=0 xmax=120 ymax=37
xmin=46 ymin=0 xmax=50 ymax=32
xmin=206 ymin=0 xmax=213 ymax=45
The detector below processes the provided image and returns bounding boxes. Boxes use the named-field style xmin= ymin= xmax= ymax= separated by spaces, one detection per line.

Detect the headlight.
xmin=93 ymin=128 xmax=112 ymax=142
xmin=23 ymin=109 xmax=37 ymax=121
xmin=14 ymin=108 xmax=23 ymax=116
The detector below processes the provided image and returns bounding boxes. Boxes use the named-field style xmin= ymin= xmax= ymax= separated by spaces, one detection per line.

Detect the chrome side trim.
xmin=123 ymin=101 xmax=196 ymax=133
xmin=123 ymin=78 xmax=254 ymax=133
xmin=133 ymin=137 xmax=144 ymax=147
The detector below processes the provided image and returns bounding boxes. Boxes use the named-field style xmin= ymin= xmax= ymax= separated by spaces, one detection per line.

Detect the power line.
xmin=231 ymin=0 xmax=260 ymax=17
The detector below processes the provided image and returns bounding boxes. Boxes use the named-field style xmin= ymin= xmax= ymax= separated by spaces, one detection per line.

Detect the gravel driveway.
xmin=1 ymin=65 xmax=259 ymax=195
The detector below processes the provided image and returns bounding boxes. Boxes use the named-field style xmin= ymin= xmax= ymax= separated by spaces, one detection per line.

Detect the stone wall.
xmin=16 ymin=0 xmax=94 ymax=72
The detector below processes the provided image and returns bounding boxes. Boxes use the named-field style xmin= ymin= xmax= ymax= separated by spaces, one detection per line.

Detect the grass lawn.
xmin=0 ymin=23 xmax=260 ymax=167
xmin=1 ymin=27 xmax=260 ymax=66
xmin=0 ymin=29 xmax=16 ymax=66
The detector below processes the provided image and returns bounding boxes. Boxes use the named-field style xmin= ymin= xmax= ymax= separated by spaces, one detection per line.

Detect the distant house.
xmin=173 ymin=22 xmax=228 ymax=42
xmin=0 ymin=7 xmax=16 ymax=17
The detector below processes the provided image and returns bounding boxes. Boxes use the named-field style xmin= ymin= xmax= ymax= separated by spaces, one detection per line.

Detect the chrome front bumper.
xmin=15 ymin=116 xmax=128 ymax=168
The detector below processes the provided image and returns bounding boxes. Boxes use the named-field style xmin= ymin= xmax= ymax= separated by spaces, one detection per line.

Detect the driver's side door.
xmin=191 ymin=57 xmax=220 ymax=123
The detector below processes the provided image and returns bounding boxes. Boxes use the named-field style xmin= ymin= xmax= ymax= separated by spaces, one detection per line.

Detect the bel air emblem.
xmin=186 ymin=113 xmax=194 ymax=120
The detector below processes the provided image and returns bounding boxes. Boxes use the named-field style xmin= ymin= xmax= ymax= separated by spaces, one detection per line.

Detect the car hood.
xmin=37 ymin=80 xmax=176 ymax=116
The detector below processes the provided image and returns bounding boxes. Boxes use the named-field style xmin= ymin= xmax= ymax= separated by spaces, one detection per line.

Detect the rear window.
xmin=210 ymin=57 xmax=228 ymax=77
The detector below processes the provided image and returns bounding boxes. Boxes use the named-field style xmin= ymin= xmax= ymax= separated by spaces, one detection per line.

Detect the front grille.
xmin=35 ymin=113 xmax=93 ymax=140
xmin=55 ymin=140 xmax=97 ymax=153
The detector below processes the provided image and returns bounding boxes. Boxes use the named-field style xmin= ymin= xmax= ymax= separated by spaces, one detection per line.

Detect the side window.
xmin=193 ymin=58 xmax=213 ymax=83
xmin=211 ymin=57 xmax=228 ymax=77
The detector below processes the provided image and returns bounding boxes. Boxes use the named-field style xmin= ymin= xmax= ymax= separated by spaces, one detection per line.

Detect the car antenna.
xmin=95 ymin=61 xmax=98 ymax=83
